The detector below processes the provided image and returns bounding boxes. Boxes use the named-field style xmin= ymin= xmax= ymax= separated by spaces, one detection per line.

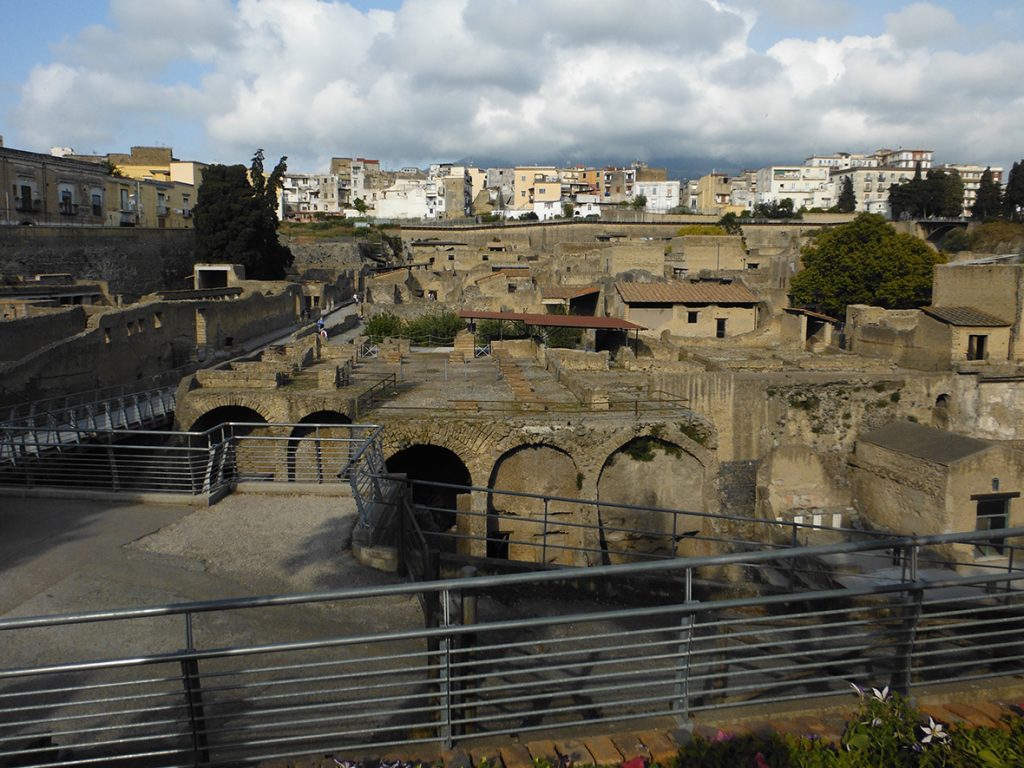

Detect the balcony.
xmin=156 ymin=206 xmax=169 ymax=217
xmin=59 ymin=202 xmax=79 ymax=216
xmin=15 ymin=199 xmax=42 ymax=213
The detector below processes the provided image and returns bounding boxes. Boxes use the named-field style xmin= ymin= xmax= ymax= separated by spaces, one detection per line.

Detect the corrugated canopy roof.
xmin=922 ymin=306 xmax=1011 ymax=327
xmin=859 ymin=421 xmax=992 ymax=465
xmin=458 ymin=310 xmax=645 ymax=331
xmin=616 ymin=281 xmax=758 ymax=305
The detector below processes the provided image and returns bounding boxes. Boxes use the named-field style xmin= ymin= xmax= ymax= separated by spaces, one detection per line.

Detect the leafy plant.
xmin=364 ymin=311 xmax=404 ymax=342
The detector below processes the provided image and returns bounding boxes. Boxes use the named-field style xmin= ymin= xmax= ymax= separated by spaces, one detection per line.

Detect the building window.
xmin=967 ymin=334 xmax=988 ymax=361
xmin=716 ymin=318 xmax=727 ymax=338
xmin=746 ymin=263 xmax=760 ymax=270
xmin=91 ymin=192 xmax=102 ymax=216
xmin=687 ymin=311 xmax=699 ymax=324
xmin=153 ymin=312 xmax=163 ymax=328
xmin=975 ymin=494 xmax=1015 ymax=556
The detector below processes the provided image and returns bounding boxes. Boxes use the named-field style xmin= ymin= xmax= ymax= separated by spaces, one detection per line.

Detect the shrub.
xmin=364 ymin=311 xmax=404 ymax=342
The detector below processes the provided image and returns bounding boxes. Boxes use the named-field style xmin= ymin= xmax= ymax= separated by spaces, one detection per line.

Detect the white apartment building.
xmin=375 ymin=177 xmax=443 ymax=220
xmin=936 ymin=163 xmax=1004 ymax=216
xmin=636 ymin=180 xmax=681 ymax=213
xmin=805 ymin=152 xmax=879 ymax=170
xmin=876 ymin=148 xmax=933 ymax=170
xmin=755 ymin=165 xmax=833 ymax=209
xmin=279 ymin=172 xmax=351 ymax=219
xmin=829 ymin=167 xmax=917 ymax=216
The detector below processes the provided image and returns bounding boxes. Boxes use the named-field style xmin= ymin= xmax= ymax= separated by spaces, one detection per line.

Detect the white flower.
xmin=850 ymin=682 xmax=865 ymax=698
xmin=871 ymin=685 xmax=890 ymax=702
xmin=920 ymin=717 xmax=948 ymax=744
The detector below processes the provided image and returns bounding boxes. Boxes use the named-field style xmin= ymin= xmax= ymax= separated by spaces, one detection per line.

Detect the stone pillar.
xmin=456 ymin=490 xmax=489 ymax=558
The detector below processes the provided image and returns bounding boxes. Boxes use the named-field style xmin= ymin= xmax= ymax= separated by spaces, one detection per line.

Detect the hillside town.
xmin=1 ymin=139 xmax=1007 ymax=228
xmin=4 ymin=131 xmax=1024 ymax=763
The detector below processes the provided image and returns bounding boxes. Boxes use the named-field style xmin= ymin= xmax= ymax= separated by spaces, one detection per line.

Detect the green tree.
xmin=789 ymin=213 xmax=945 ymax=318
xmin=562 ymin=202 xmax=575 ymax=219
xmin=753 ymin=198 xmax=798 ymax=219
xmin=631 ymin=194 xmax=648 ymax=210
xmin=193 ymin=150 xmax=293 ymax=279
xmin=971 ymin=166 xmax=1003 ymax=220
xmin=926 ymin=168 xmax=964 ymax=217
xmin=352 ymin=197 xmax=368 ymax=215
xmin=836 ymin=175 xmax=856 ymax=213
xmin=1004 ymin=161 xmax=1024 ymax=220
xmin=889 ymin=165 xmax=965 ymax=219
xmin=717 ymin=212 xmax=742 ymax=234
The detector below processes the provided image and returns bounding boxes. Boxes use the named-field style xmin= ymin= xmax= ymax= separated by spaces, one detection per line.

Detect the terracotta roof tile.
xmin=616 ymin=281 xmax=758 ymax=305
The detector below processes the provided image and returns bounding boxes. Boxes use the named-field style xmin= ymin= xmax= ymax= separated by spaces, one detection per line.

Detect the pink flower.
xmin=621 ymin=757 xmax=646 ymax=768
xmin=754 ymin=752 xmax=771 ymax=768
xmin=713 ymin=729 xmax=733 ymax=742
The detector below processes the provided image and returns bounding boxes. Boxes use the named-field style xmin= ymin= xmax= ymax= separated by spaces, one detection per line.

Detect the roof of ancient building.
xmin=858 ymin=421 xmax=993 ymax=465
xmin=615 ymin=281 xmax=758 ymax=305
xmin=922 ymin=306 xmax=1011 ymax=327
xmin=542 ymin=286 xmax=601 ymax=300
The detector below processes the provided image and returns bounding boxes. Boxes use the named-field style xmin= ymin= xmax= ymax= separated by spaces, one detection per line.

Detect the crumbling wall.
xmin=0 ymin=306 xmax=87 ymax=361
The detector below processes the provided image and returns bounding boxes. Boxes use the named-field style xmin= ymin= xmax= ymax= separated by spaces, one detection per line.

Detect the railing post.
xmin=674 ymin=568 xmax=695 ymax=726
xmin=314 ymin=426 xmax=323 ymax=483
xmin=180 ymin=613 xmax=209 ymax=767
xmin=541 ymin=497 xmax=550 ymax=564
xmin=892 ymin=544 xmax=923 ymax=697
xmin=438 ymin=585 xmax=453 ymax=749
xmin=106 ymin=433 xmax=120 ymax=491
xmin=456 ymin=566 xmax=478 ymax=739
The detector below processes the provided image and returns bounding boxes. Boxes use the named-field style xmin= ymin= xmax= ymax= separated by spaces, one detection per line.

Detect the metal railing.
xmin=388 ymin=478 xmax=1024 ymax=578
xmin=1 ymin=372 xmax=183 ymax=425
xmin=2 ymin=528 xmax=1023 ymax=766
xmin=0 ymin=423 xmax=384 ymax=509
xmin=352 ymin=373 xmax=398 ymax=420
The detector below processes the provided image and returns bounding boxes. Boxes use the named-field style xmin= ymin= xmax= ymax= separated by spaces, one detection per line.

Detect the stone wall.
xmin=0 ymin=288 xmax=301 ymax=404
xmin=845 ymin=305 xmax=952 ymax=370
xmin=0 ymin=227 xmax=196 ymax=298
xmin=0 ymin=306 xmax=86 ymax=362
xmin=932 ymin=263 xmax=1024 ymax=358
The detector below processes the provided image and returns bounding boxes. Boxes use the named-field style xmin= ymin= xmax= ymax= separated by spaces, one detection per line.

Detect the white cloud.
xmin=885 ymin=2 xmax=958 ymax=49
xmin=6 ymin=0 xmax=1023 ymax=175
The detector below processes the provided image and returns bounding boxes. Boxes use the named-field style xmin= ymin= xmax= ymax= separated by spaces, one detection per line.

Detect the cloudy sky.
xmin=1 ymin=0 xmax=1022 ymax=177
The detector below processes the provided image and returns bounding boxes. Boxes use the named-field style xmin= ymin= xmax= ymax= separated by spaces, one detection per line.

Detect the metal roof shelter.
xmin=457 ymin=310 xmax=645 ymax=352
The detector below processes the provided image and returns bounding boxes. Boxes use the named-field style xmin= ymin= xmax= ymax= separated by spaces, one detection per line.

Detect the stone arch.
xmin=188 ymin=404 xmax=270 ymax=436
xmin=933 ymin=393 xmax=951 ymax=429
xmin=287 ymin=410 xmax=353 ymax=482
xmin=386 ymin=444 xmax=472 ymax=532
xmin=595 ymin=432 xmax=711 ymax=563
xmin=380 ymin=418 xmax=504 ymax=485
xmin=486 ymin=443 xmax=582 ymax=564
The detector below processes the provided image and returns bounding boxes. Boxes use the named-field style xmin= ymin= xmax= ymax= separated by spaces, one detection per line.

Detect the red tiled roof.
xmin=616 ymin=281 xmax=758 ymax=305
xmin=458 ymin=310 xmax=645 ymax=331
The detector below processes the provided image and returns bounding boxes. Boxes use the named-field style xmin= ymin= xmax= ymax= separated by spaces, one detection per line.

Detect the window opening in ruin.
xmin=103 ymin=328 xmax=111 ymax=344
xmin=967 ymin=334 xmax=987 ymax=361
xmin=153 ymin=312 xmax=163 ymax=328
xmin=974 ymin=494 xmax=1014 ymax=557
xmin=687 ymin=311 xmax=698 ymax=324
xmin=716 ymin=318 xmax=727 ymax=338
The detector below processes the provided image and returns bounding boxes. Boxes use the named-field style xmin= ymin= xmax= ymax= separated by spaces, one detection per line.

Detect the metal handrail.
xmin=2 ymin=529 xmax=1023 ymax=765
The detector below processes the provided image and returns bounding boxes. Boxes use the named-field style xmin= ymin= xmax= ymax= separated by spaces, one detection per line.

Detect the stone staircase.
xmin=496 ymin=349 xmax=541 ymax=409
xmin=448 ymin=330 xmax=476 ymax=364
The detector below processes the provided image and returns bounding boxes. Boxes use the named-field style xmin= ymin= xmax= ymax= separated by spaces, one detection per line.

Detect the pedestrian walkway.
xmin=257 ymin=681 xmax=1024 ymax=768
